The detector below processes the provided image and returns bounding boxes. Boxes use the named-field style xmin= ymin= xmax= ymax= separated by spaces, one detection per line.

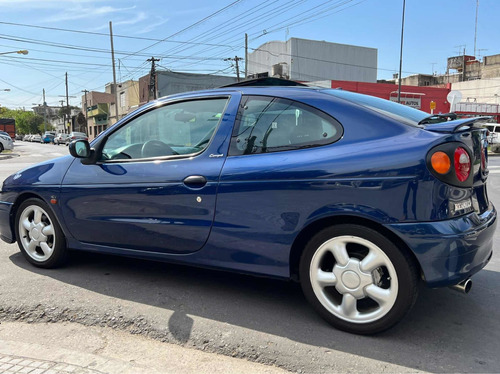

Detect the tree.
xmin=0 ymin=107 xmax=45 ymax=134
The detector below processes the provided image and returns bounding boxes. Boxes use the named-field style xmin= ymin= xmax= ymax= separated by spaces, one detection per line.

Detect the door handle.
xmin=183 ymin=175 xmax=207 ymax=188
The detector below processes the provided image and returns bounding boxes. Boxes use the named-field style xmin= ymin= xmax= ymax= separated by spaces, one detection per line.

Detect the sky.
xmin=0 ymin=0 xmax=498 ymax=109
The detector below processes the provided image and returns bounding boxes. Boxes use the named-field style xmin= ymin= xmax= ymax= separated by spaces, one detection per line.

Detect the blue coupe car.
xmin=0 ymin=86 xmax=495 ymax=334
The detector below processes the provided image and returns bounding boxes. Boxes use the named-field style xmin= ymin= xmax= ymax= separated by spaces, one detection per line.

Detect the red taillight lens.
xmin=454 ymin=147 xmax=471 ymax=182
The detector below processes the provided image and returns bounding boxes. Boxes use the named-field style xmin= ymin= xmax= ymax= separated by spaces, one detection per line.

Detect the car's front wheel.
xmin=299 ymin=224 xmax=418 ymax=334
xmin=15 ymin=198 xmax=67 ymax=268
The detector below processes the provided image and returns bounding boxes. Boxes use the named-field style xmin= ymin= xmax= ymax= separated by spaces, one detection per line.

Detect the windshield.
xmin=322 ymin=89 xmax=430 ymax=125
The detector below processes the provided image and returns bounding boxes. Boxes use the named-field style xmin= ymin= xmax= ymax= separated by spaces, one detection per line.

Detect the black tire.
xmin=0 ymin=143 xmax=4 ymax=152
xmin=14 ymin=198 xmax=68 ymax=268
xmin=299 ymin=224 xmax=419 ymax=334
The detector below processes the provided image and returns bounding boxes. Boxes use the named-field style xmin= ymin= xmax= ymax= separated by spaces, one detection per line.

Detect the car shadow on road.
xmin=9 ymin=250 xmax=500 ymax=373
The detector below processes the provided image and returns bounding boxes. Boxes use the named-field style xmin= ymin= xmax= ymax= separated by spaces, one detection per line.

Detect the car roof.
xmin=161 ymin=86 xmax=326 ymax=102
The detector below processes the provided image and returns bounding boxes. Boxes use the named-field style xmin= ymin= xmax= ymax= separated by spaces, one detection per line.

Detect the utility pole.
xmin=82 ymin=89 xmax=89 ymax=134
xmin=462 ymin=47 xmax=467 ymax=82
xmin=147 ymin=57 xmax=160 ymax=102
xmin=474 ymin=0 xmax=479 ymax=58
xmin=397 ymin=0 xmax=406 ymax=104
xmin=65 ymin=72 xmax=70 ymax=133
xmin=245 ymin=33 xmax=248 ymax=79
xmin=225 ymin=56 xmax=243 ymax=82
xmin=109 ymin=21 xmax=119 ymax=123
xmin=42 ymin=89 xmax=47 ymax=134
xmin=59 ymin=100 xmax=65 ymax=134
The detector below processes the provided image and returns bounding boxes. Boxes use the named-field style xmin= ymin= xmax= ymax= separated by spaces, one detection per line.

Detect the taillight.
xmin=427 ymin=143 xmax=473 ymax=186
xmin=430 ymin=151 xmax=451 ymax=174
xmin=454 ymin=147 xmax=470 ymax=182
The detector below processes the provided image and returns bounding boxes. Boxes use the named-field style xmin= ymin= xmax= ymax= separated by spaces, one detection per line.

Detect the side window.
xmin=101 ymin=97 xmax=228 ymax=161
xmin=229 ymin=96 xmax=342 ymax=156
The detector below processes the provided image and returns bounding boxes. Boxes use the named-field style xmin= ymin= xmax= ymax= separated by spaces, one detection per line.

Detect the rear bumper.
xmin=386 ymin=203 xmax=496 ymax=287
xmin=1 ymin=140 xmax=13 ymax=150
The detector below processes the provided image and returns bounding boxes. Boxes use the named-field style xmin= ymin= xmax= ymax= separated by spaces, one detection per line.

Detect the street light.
xmin=0 ymin=50 xmax=28 ymax=56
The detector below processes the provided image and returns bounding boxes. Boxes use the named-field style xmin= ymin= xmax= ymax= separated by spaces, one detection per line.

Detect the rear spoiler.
xmin=424 ymin=117 xmax=491 ymax=133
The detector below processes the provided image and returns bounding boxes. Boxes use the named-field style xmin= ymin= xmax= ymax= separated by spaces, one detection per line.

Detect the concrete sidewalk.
xmin=0 ymin=321 xmax=288 ymax=374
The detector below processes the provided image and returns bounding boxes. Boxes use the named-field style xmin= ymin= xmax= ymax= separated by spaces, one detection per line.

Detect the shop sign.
xmin=389 ymin=96 xmax=421 ymax=109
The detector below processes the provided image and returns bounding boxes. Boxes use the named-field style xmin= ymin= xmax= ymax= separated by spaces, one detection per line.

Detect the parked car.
xmin=54 ymin=133 xmax=69 ymax=145
xmin=0 ymin=131 xmax=11 ymax=139
xmin=483 ymin=123 xmax=500 ymax=152
xmin=0 ymin=132 xmax=13 ymax=152
xmin=22 ymin=134 xmax=31 ymax=141
xmin=30 ymin=134 xmax=41 ymax=142
xmin=41 ymin=133 xmax=55 ymax=144
xmin=0 ymin=86 xmax=496 ymax=334
xmin=65 ymin=132 xmax=88 ymax=145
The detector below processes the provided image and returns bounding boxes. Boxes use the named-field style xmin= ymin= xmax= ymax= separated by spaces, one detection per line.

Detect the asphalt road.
xmin=1 ymin=141 xmax=499 ymax=373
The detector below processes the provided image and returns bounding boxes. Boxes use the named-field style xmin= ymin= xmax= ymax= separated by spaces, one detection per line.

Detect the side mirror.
xmin=69 ymin=139 xmax=91 ymax=158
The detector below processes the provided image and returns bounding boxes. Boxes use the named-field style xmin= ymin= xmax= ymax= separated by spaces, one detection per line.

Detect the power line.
xmin=121 ymin=0 xmax=242 ymax=60
xmin=0 ymin=21 xmax=236 ymax=48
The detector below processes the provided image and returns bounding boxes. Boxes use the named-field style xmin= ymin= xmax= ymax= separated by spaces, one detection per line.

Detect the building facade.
xmin=82 ymin=80 xmax=139 ymax=140
xmin=310 ymin=80 xmax=451 ymax=114
xmin=247 ymin=38 xmax=378 ymax=83
xmin=139 ymin=71 xmax=238 ymax=105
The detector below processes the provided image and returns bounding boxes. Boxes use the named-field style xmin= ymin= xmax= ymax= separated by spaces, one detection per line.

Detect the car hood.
xmin=2 ymin=155 xmax=75 ymax=188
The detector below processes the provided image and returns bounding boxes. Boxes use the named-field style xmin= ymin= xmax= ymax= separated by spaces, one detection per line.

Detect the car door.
xmin=60 ymin=94 xmax=239 ymax=254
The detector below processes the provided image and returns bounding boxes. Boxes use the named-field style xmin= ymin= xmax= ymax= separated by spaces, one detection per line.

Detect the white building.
xmin=247 ymin=37 xmax=377 ymax=83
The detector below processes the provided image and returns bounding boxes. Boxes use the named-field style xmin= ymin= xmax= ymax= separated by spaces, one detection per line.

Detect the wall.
xmin=247 ymin=38 xmax=377 ymax=83
xmin=452 ymin=78 xmax=500 ymax=104
xmin=325 ymin=80 xmax=451 ymax=114
xmin=157 ymin=71 xmax=237 ymax=97
xmin=290 ymin=38 xmax=377 ymax=82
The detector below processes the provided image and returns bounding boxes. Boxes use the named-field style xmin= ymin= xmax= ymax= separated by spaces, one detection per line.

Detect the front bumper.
xmin=386 ymin=203 xmax=496 ymax=287
xmin=0 ymin=191 xmax=16 ymax=243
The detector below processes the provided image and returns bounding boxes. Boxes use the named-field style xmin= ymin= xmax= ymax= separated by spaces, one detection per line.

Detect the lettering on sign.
xmin=389 ymin=96 xmax=421 ymax=109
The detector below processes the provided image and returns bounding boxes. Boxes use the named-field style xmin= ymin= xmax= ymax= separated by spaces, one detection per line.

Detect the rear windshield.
xmin=322 ymin=89 xmax=430 ymax=126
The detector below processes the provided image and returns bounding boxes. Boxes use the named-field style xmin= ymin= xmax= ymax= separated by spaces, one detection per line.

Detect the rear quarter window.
xmin=229 ymin=95 xmax=343 ymax=155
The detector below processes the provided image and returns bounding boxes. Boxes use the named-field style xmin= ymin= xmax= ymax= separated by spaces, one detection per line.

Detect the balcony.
xmin=87 ymin=103 xmax=109 ymax=118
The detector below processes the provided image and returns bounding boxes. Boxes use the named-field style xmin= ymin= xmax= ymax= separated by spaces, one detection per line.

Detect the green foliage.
xmin=0 ymin=107 xmax=45 ymax=134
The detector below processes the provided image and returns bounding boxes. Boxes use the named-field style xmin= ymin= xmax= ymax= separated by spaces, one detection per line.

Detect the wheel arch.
xmin=10 ymin=192 xmax=56 ymax=242
xmin=289 ymin=215 xmax=423 ymax=282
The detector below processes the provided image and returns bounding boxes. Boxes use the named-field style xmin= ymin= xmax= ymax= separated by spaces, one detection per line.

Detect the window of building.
xmin=120 ymin=92 xmax=126 ymax=108
xmin=229 ymin=96 xmax=342 ymax=156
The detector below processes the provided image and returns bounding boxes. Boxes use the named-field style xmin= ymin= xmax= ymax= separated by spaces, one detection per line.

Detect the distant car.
xmin=0 ymin=86 xmax=496 ymax=334
xmin=41 ymin=134 xmax=55 ymax=144
xmin=65 ymin=132 xmax=88 ymax=145
xmin=54 ymin=133 xmax=69 ymax=145
xmin=0 ymin=132 xmax=13 ymax=152
xmin=31 ymin=134 xmax=41 ymax=142
xmin=483 ymin=123 xmax=500 ymax=152
xmin=22 ymin=134 xmax=31 ymax=141
xmin=15 ymin=134 xmax=23 ymax=140
xmin=0 ymin=131 xmax=11 ymax=139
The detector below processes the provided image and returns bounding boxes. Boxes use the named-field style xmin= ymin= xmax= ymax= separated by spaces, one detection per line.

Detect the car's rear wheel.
xmin=299 ymin=224 xmax=418 ymax=334
xmin=0 ymin=143 xmax=4 ymax=152
xmin=15 ymin=198 xmax=67 ymax=268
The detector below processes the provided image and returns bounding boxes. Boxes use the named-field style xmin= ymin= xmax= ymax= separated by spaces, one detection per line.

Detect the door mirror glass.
xmin=69 ymin=140 xmax=91 ymax=158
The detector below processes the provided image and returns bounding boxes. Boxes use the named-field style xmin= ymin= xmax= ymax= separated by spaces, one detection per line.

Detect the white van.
xmin=484 ymin=123 xmax=500 ymax=152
